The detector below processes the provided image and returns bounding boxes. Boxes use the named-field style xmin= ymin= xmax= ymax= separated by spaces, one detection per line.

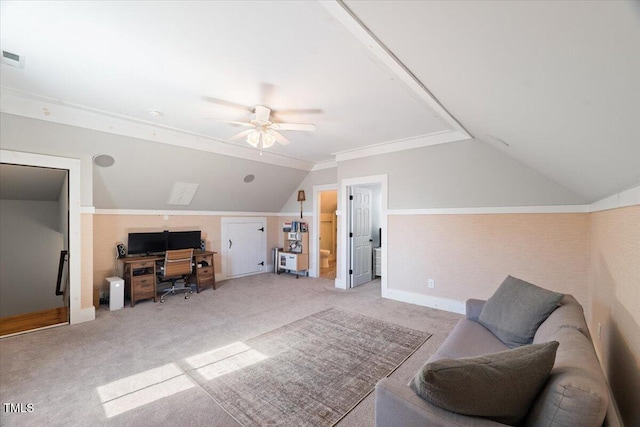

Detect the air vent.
xmin=2 ymin=50 xmax=25 ymax=68
xmin=167 ymin=182 xmax=199 ymax=206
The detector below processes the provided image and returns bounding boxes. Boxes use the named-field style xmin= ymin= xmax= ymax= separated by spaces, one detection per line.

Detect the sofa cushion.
xmin=523 ymin=328 xmax=609 ymax=427
xmin=533 ymin=294 xmax=591 ymax=343
xmin=478 ymin=275 xmax=563 ymax=348
xmin=410 ymin=341 xmax=559 ymax=426
xmin=428 ymin=318 xmax=508 ymax=363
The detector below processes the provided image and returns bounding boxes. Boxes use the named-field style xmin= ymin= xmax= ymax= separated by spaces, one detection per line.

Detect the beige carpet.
xmin=0 ymin=274 xmax=461 ymax=427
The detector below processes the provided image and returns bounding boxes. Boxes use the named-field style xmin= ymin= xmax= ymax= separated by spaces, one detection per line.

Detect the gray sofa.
xmin=375 ymin=295 xmax=622 ymax=427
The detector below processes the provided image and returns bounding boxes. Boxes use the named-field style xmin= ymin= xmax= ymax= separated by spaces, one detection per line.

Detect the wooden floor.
xmin=0 ymin=306 xmax=68 ymax=336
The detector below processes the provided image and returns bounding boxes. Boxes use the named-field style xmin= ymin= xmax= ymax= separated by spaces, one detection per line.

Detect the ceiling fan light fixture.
xmin=262 ymin=132 xmax=276 ymax=148
xmin=247 ymin=130 xmax=260 ymax=147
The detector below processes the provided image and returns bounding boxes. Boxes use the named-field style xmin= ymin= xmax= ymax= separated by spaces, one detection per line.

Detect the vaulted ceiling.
xmin=1 ymin=1 xmax=638 ymax=205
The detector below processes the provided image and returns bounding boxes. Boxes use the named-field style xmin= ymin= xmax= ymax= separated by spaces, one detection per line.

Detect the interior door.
xmin=349 ymin=186 xmax=373 ymax=287
xmin=226 ymin=220 xmax=265 ymax=278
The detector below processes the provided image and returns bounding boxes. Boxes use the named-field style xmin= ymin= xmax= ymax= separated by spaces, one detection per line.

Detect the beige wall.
xmin=92 ymin=213 xmax=280 ymax=303
xmin=81 ymin=214 xmax=94 ymax=309
xmin=588 ymin=205 xmax=640 ymax=426
xmin=386 ymin=207 xmax=638 ymax=425
xmin=388 ymin=213 xmax=591 ymax=305
xmin=86 ymin=205 xmax=638 ymax=425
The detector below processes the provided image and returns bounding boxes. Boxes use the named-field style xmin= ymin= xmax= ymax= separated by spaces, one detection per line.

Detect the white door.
xmin=349 ymin=186 xmax=373 ymax=287
xmin=224 ymin=219 xmax=266 ymax=278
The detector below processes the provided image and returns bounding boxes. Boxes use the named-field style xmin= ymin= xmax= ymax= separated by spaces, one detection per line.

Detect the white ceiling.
xmin=1 ymin=1 xmax=639 ymax=203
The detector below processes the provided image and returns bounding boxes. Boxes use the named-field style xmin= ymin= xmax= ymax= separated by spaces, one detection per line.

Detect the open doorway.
xmin=0 ymin=149 xmax=88 ymax=334
xmin=0 ymin=163 xmax=69 ymax=335
xmin=318 ymin=190 xmax=337 ymax=279
xmin=336 ymin=174 xmax=387 ymax=291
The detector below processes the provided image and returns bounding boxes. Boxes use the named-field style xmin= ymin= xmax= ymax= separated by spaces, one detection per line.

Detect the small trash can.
xmin=105 ymin=276 xmax=124 ymax=311
xmin=272 ymin=247 xmax=283 ymax=274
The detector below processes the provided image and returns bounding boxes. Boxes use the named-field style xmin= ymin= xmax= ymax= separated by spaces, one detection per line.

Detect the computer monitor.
xmin=127 ymin=232 xmax=168 ymax=255
xmin=168 ymin=230 xmax=201 ymax=250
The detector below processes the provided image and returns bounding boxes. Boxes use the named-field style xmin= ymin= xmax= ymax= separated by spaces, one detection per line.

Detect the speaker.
xmin=200 ymin=239 xmax=206 ymax=251
xmin=115 ymin=243 xmax=126 ymax=259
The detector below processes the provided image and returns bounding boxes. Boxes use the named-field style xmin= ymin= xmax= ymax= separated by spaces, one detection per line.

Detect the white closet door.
xmin=223 ymin=218 xmax=266 ymax=278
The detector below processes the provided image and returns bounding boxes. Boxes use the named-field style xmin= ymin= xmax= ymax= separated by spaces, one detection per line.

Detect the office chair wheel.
xmin=160 ymin=299 xmax=165 ymax=303
xmin=184 ymin=294 xmax=190 ymax=299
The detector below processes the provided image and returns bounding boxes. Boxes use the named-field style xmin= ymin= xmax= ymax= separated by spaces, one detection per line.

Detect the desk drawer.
xmin=132 ymin=260 xmax=155 ymax=269
xmin=132 ymin=275 xmax=155 ymax=291
xmin=198 ymin=266 xmax=214 ymax=279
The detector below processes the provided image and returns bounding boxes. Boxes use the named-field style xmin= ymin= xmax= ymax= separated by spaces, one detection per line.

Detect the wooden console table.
xmin=120 ymin=250 xmax=216 ymax=307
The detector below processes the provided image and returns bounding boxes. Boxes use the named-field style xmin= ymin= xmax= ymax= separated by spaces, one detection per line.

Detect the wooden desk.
xmin=120 ymin=250 xmax=216 ymax=307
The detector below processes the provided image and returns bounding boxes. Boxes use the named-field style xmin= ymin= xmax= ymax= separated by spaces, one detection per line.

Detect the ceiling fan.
xmin=226 ymin=105 xmax=316 ymax=153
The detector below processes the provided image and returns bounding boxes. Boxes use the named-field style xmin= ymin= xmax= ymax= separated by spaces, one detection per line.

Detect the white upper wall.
xmin=338 ymin=139 xmax=585 ymax=209
xmin=1 ymin=113 xmax=307 ymax=212
xmin=280 ymin=167 xmax=338 ymax=214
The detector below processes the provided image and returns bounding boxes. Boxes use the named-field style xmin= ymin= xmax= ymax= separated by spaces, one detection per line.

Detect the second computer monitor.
xmin=168 ymin=230 xmax=201 ymax=250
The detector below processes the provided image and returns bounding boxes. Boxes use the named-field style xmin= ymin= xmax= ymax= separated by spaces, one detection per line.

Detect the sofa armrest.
xmin=465 ymin=299 xmax=486 ymax=321
xmin=375 ymin=378 xmax=506 ymax=427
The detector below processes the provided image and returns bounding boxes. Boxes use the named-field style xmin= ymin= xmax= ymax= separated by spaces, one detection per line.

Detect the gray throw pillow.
xmin=478 ymin=276 xmax=563 ymax=348
xmin=410 ymin=341 xmax=559 ymax=426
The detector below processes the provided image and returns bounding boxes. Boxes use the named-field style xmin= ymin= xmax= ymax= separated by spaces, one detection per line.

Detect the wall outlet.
xmin=428 ymin=279 xmax=435 ymax=289
xmin=597 ymin=322 xmax=602 ymax=340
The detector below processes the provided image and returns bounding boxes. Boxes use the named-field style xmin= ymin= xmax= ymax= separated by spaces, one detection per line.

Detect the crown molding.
xmin=589 ymin=184 xmax=640 ymax=212
xmin=322 ymin=0 xmax=472 ymax=140
xmin=311 ymin=160 xmax=338 ymax=171
xmin=93 ymin=209 xmax=280 ymax=216
xmin=334 ymin=130 xmax=470 ymax=162
xmin=0 ymin=88 xmax=315 ymax=172
xmin=388 ymin=205 xmax=590 ymax=215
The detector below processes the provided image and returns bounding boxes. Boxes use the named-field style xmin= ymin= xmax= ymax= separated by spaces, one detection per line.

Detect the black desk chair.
xmin=156 ymin=249 xmax=194 ymax=303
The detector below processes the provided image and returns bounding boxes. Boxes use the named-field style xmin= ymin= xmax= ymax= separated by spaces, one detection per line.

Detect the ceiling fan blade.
xmin=270 ymin=123 xmax=316 ymax=132
xmin=201 ymin=96 xmax=253 ymax=112
xmin=225 ymin=121 xmax=254 ymax=127
xmin=254 ymin=105 xmax=271 ymax=123
xmin=229 ymin=129 xmax=254 ymax=141
xmin=272 ymin=108 xmax=323 ymax=115
xmin=269 ymin=130 xmax=290 ymax=145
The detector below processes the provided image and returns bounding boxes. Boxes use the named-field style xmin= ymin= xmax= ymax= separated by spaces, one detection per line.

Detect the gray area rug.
xmin=190 ymin=307 xmax=431 ymax=426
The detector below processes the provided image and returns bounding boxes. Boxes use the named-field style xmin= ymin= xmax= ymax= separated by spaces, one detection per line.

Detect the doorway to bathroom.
xmin=318 ymin=189 xmax=337 ymax=279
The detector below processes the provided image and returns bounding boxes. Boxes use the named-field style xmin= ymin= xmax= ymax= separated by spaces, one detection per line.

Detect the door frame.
xmin=0 ymin=149 xmax=92 ymax=325
xmin=220 ymin=216 xmax=267 ymax=280
xmin=310 ymin=183 xmax=337 ymax=278
xmin=337 ymin=174 xmax=387 ymax=291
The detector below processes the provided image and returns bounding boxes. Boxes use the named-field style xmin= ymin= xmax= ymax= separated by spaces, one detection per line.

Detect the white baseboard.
xmin=382 ymin=288 xmax=465 ymax=314
xmin=71 ymin=306 xmax=95 ymax=324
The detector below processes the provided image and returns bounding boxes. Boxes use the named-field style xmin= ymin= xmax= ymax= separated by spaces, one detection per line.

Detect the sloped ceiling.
xmin=1 ymin=1 xmax=639 ymax=207
xmin=0 ymin=163 xmax=66 ymax=201
xmin=343 ymin=0 xmax=640 ymax=201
